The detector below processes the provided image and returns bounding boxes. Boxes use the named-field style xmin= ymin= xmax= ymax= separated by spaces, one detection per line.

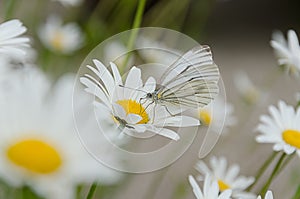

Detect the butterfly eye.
xmin=147 ymin=93 xmax=152 ymax=98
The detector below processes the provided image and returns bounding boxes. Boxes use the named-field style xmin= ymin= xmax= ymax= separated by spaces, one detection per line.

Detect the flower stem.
xmin=246 ymin=151 xmax=278 ymax=191
xmin=276 ymin=152 xmax=295 ymax=177
xmin=120 ymin=0 xmax=147 ymax=74
xmin=292 ymin=184 xmax=300 ymax=199
xmin=86 ymin=182 xmax=98 ymax=199
xmin=4 ymin=0 xmax=17 ymax=20
xmin=259 ymin=153 xmax=287 ymax=197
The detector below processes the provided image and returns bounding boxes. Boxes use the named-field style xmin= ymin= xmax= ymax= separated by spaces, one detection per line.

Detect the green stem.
xmin=292 ymin=184 xmax=300 ymax=199
xmin=259 ymin=153 xmax=287 ymax=197
xmin=120 ymin=0 xmax=147 ymax=74
xmin=4 ymin=0 xmax=17 ymax=20
xmin=276 ymin=152 xmax=295 ymax=177
xmin=247 ymin=152 xmax=278 ymax=191
xmin=86 ymin=182 xmax=98 ymax=199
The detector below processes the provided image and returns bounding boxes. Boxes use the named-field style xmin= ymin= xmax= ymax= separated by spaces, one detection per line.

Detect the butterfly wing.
xmin=157 ymin=45 xmax=219 ymax=108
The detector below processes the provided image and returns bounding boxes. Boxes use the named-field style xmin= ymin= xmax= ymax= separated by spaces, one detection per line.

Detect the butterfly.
xmin=140 ymin=45 xmax=220 ymax=112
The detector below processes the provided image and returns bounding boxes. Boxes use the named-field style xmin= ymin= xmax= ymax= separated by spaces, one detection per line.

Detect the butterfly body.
xmin=142 ymin=45 xmax=220 ymax=110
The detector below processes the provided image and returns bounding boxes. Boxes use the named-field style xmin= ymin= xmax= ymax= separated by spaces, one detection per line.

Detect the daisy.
xmin=198 ymin=97 xmax=236 ymax=135
xmin=136 ymin=35 xmax=181 ymax=66
xmin=189 ymin=175 xmax=232 ymax=199
xmin=80 ymin=59 xmax=200 ymax=141
xmin=52 ymin=0 xmax=82 ymax=7
xmin=234 ymin=71 xmax=261 ymax=104
xmin=195 ymin=156 xmax=255 ymax=199
xmin=0 ymin=68 xmax=121 ymax=199
xmin=256 ymin=100 xmax=300 ymax=156
xmin=270 ymin=29 xmax=300 ymax=77
xmin=257 ymin=191 xmax=274 ymax=199
xmin=0 ymin=19 xmax=30 ymax=59
xmin=38 ymin=16 xmax=83 ymax=54
xmin=103 ymin=41 xmax=134 ymax=69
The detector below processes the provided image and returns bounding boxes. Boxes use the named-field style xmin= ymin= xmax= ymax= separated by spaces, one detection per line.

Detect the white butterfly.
xmin=141 ymin=45 xmax=220 ymax=111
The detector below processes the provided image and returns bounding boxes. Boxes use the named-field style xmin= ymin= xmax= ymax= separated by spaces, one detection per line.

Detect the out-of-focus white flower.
xmin=0 ymin=19 xmax=30 ymax=59
xmin=52 ymin=0 xmax=82 ymax=7
xmin=136 ymin=35 xmax=181 ymax=66
xmin=234 ymin=71 xmax=261 ymax=104
xmin=38 ymin=16 xmax=83 ymax=54
xmin=270 ymin=30 xmax=300 ymax=77
xmin=198 ymin=97 xmax=236 ymax=135
xmin=256 ymin=100 xmax=300 ymax=156
xmin=0 ymin=69 xmax=121 ymax=199
xmin=80 ymin=60 xmax=199 ymax=140
xmin=195 ymin=156 xmax=255 ymax=199
xmin=103 ymin=41 xmax=134 ymax=69
xmin=189 ymin=175 xmax=232 ymax=199
xmin=257 ymin=191 xmax=274 ymax=199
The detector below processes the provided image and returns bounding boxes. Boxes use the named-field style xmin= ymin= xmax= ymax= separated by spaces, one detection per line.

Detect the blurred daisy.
xmin=0 ymin=69 xmax=121 ymax=199
xmin=257 ymin=191 xmax=273 ymax=199
xmin=234 ymin=71 xmax=261 ymax=104
xmin=256 ymin=100 xmax=300 ymax=156
xmin=52 ymin=0 xmax=82 ymax=7
xmin=80 ymin=59 xmax=199 ymax=140
xmin=198 ymin=97 xmax=236 ymax=135
xmin=0 ymin=19 xmax=30 ymax=59
xmin=38 ymin=16 xmax=83 ymax=54
xmin=270 ymin=30 xmax=300 ymax=77
xmin=103 ymin=41 xmax=134 ymax=69
xmin=189 ymin=175 xmax=232 ymax=199
xmin=136 ymin=35 xmax=180 ymax=66
xmin=195 ymin=156 xmax=255 ymax=199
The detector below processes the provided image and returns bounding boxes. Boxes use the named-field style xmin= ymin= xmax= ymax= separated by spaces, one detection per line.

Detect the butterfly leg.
xmin=162 ymin=104 xmax=176 ymax=117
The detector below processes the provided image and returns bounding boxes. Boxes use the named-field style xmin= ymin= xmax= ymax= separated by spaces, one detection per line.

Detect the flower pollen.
xmin=51 ymin=31 xmax=64 ymax=51
xmin=282 ymin=129 xmax=300 ymax=149
xmin=218 ymin=180 xmax=230 ymax=191
xmin=6 ymin=139 xmax=62 ymax=174
xmin=117 ymin=99 xmax=149 ymax=124
xmin=199 ymin=110 xmax=212 ymax=126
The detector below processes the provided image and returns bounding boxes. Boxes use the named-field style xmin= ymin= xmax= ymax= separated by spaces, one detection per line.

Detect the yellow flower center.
xmin=51 ymin=31 xmax=64 ymax=51
xmin=116 ymin=99 xmax=149 ymax=124
xmin=6 ymin=139 xmax=62 ymax=174
xmin=244 ymin=88 xmax=259 ymax=104
xmin=282 ymin=129 xmax=300 ymax=149
xmin=218 ymin=180 xmax=230 ymax=191
xmin=199 ymin=110 xmax=212 ymax=125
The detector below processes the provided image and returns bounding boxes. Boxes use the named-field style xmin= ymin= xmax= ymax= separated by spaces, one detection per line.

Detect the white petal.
xmin=265 ymin=190 xmax=273 ymax=199
xmin=143 ymin=76 xmax=156 ymax=93
xmin=126 ymin=113 xmax=142 ymax=124
xmin=189 ymin=175 xmax=203 ymax=199
xmin=146 ymin=126 xmax=180 ymax=140
xmin=93 ymin=59 xmax=115 ymax=96
xmin=110 ymin=62 xmax=122 ymax=86
xmin=112 ymin=103 xmax=126 ymax=118
xmin=124 ymin=67 xmax=142 ymax=99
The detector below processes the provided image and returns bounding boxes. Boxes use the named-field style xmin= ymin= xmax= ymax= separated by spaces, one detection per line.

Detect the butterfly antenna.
xmin=118 ymin=85 xmax=148 ymax=94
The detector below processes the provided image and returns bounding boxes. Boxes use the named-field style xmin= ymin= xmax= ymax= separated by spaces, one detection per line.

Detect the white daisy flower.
xmin=80 ymin=59 xmax=200 ymax=141
xmin=256 ymin=100 xmax=300 ymax=156
xmin=0 ymin=19 xmax=30 ymax=59
xmin=198 ymin=97 xmax=236 ymax=135
xmin=38 ymin=16 xmax=83 ymax=54
xmin=52 ymin=0 xmax=82 ymax=7
xmin=270 ymin=29 xmax=300 ymax=77
xmin=0 ymin=69 xmax=121 ymax=199
xmin=234 ymin=71 xmax=261 ymax=104
xmin=195 ymin=156 xmax=255 ymax=199
xmin=189 ymin=175 xmax=232 ymax=199
xmin=257 ymin=191 xmax=274 ymax=199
